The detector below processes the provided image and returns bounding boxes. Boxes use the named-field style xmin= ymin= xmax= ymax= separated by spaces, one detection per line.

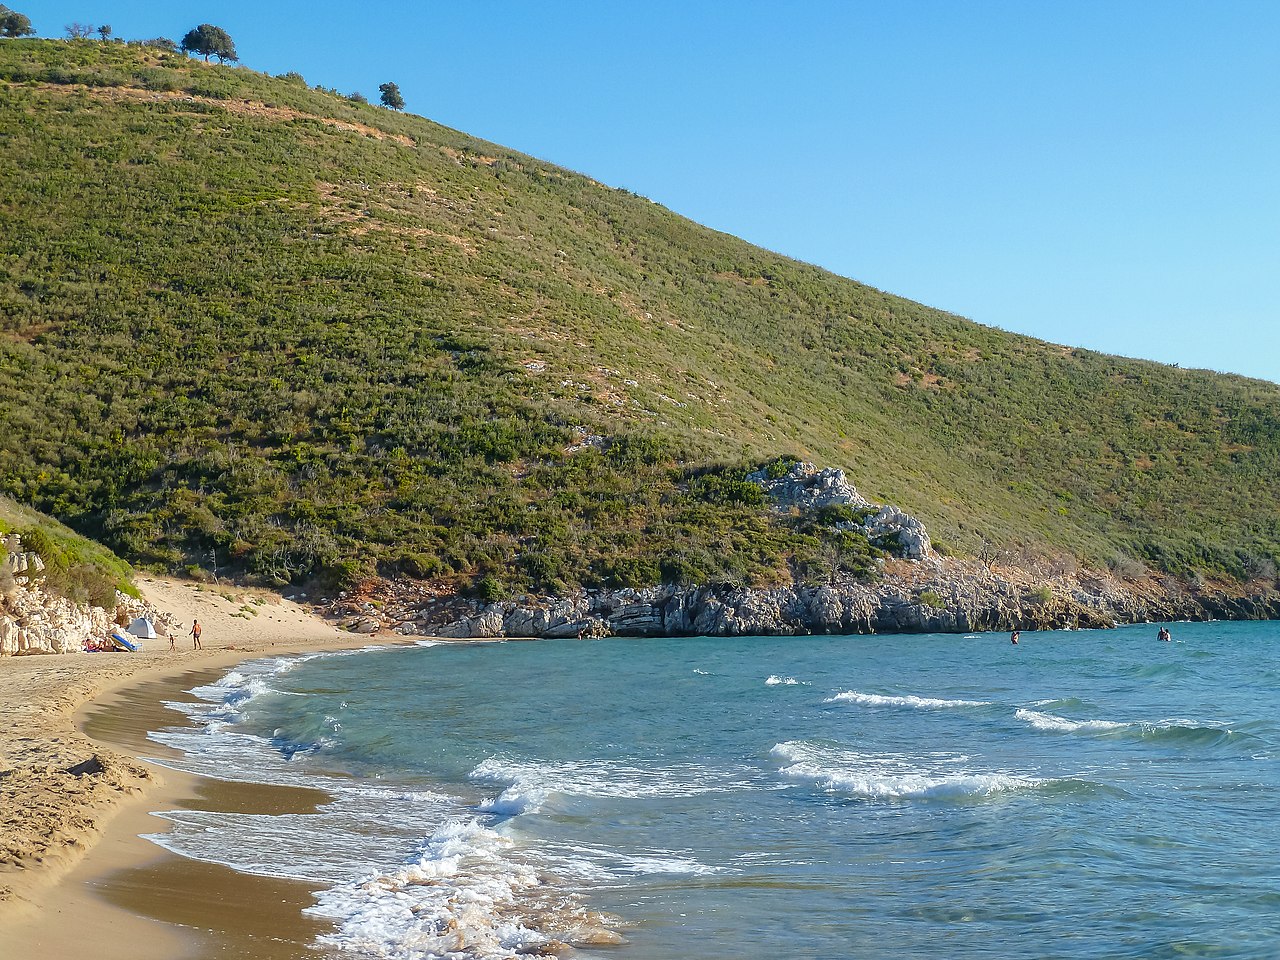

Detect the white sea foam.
xmin=308 ymin=818 xmax=619 ymax=960
xmin=771 ymin=741 xmax=1042 ymax=800
xmin=1015 ymin=708 xmax=1129 ymax=732
xmin=540 ymin=840 xmax=727 ymax=880
xmin=145 ymin=779 xmax=464 ymax=885
xmin=826 ymin=691 xmax=991 ymax=709
xmin=149 ymin=648 xmax=644 ymax=960
xmin=693 ymin=668 xmax=709 ymax=675
xmin=470 ymin=756 xmax=753 ymax=815
xmin=766 ymin=675 xmax=807 ymax=686
xmin=1015 ymin=709 xmax=1233 ymax=740
xmin=478 ymin=784 xmax=548 ymax=817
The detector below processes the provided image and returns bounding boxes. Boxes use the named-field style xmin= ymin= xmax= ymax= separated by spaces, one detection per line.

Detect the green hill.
xmin=2 ymin=39 xmax=1278 ymax=595
xmin=0 ymin=494 xmax=136 ymax=606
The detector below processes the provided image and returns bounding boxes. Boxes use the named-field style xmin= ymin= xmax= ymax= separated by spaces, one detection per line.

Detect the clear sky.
xmin=23 ymin=1 xmax=1280 ymax=383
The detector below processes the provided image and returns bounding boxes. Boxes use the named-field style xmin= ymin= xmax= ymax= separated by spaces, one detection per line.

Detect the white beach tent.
xmin=126 ymin=617 xmax=157 ymax=640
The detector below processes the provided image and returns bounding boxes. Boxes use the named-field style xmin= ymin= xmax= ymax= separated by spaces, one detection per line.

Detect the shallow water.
xmin=145 ymin=622 xmax=1280 ymax=959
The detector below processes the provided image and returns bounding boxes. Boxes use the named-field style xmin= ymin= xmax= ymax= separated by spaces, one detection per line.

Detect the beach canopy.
xmin=126 ymin=617 xmax=157 ymax=640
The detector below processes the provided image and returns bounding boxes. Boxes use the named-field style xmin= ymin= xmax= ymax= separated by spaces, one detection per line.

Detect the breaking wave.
xmin=826 ymin=691 xmax=992 ymax=709
xmin=770 ymin=741 xmax=1049 ymax=801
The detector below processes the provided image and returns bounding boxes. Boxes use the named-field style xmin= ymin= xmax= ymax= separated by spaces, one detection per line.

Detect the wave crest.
xmin=1016 ymin=710 xmax=1243 ymax=746
xmin=826 ymin=691 xmax=991 ymax=709
xmin=771 ymin=741 xmax=1042 ymax=801
xmin=1015 ymin=709 xmax=1129 ymax=732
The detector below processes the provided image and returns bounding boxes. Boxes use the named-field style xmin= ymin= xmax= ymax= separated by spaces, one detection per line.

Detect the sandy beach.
xmin=0 ymin=576 xmax=410 ymax=959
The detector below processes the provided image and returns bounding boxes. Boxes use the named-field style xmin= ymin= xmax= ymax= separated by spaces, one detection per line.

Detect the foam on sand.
xmin=309 ymin=819 xmax=626 ymax=960
xmin=147 ymin=657 xmax=639 ymax=960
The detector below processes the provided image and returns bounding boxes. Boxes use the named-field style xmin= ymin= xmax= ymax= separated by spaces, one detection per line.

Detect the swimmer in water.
xmin=1010 ymin=630 xmax=1020 ymax=645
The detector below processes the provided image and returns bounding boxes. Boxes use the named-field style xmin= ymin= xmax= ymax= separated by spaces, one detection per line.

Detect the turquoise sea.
xmin=148 ymin=622 xmax=1280 ymax=959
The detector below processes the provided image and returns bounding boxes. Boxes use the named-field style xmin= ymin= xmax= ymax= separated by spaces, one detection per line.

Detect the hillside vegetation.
xmin=0 ymin=494 xmax=136 ymax=606
xmin=2 ymin=40 xmax=1278 ymax=594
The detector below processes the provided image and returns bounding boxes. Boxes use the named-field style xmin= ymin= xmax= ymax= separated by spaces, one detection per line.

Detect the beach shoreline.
xmin=0 ymin=575 xmax=414 ymax=959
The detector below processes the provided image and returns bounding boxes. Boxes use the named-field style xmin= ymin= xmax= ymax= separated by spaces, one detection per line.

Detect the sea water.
xmin=145 ymin=622 xmax=1280 ymax=959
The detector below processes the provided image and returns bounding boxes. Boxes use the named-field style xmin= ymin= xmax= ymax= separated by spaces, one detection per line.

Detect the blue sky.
xmin=24 ymin=1 xmax=1280 ymax=383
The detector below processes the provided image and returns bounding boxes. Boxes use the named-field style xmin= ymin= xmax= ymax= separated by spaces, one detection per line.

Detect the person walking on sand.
xmin=190 ymin=619 xmax=202 ymax=650
xmin=169 ymin=629 xmax=176 ymax=652
xmin=1010 ymin=630 xmax=1020 ymax=645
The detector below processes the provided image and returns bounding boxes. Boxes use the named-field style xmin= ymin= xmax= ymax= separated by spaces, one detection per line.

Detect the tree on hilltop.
xmin=97 ymin=24 xmax=111 ymax=41
xmin=65 ymin=22 xmax=94 ymax=39
xmin=0 ymin=5 xmax=34 ymax=37
xmin=379 ymin=81 xmax=404 ymax=110
xmin=181 ymin=24 xmax=237 ymax=63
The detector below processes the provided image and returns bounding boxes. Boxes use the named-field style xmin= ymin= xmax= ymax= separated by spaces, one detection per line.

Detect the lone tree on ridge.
xmin=0 ymin=5 xmax=34 ymax=37
xmin=97 ymin=23 xmax=111 ymax=41
xmin=181 ymin=23 xmax=237 ymax=63
xmin=379 ymin=81 xmax=404 ymax=110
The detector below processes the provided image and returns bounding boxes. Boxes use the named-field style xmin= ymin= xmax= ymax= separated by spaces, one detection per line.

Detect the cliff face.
xmin=0 ymin=536 xmax=162 ymax=655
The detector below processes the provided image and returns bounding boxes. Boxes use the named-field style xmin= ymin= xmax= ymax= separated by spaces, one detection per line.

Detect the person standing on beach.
xmin=169 ymin=629 xmax=176 ymax=652
xmin=190 ymin=619 xmax=202 ymax=650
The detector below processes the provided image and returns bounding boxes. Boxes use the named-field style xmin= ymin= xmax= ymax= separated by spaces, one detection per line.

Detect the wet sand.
xmin=0 ymin=576 xmax=412 ymax=960
xmin=82 ymin=669 xmax=336 ymax=960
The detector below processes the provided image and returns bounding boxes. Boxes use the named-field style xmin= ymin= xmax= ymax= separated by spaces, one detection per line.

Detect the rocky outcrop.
xmin=4 ymin=547 xmax=45 ymax=577
xmin=747 ymin=461 xmax=870 ymax=511
xmin=346 ymin=557 xmax=1280 ymax=641
xmin=863 ymin=504 xmax=933 ymax=561
xmin=0 ymin=535 xmax=164 ymax=655
xmin=748 ymin=461 xmax=933 ymax=560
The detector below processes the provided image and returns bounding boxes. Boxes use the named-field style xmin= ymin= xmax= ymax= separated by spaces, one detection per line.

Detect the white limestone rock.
xmin=747 ymin=461 xmax=870 ymax=510
xmin=749 ymin=461 xmax=934 ymax=561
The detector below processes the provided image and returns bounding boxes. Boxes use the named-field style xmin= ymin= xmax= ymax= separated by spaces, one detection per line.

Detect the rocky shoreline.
xmin=323 ymin=556 xmax=1280 ymax=642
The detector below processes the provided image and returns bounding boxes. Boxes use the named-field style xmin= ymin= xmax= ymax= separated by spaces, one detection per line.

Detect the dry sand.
xmin=0 ymin=576 xmax=412 ymax=958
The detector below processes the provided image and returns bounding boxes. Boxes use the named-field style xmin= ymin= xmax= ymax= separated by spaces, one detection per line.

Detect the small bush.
xmin=1107 ymin=553 xmax=1148 ymax=581
xmin=690 ymin=473 xmax=765 ymax=507
xmin=396 ymin=552 xmax=442 ymax=579
xmin=919 ymin=590 xmax=945 ymax=609
xmin=763 ymin=455 xmax=800 ymax=480
xmin=321 ymin=557 xmax=371 ymax=591
xmin=475 ymin=575 xmax=504 ymax=602
xmin=815 ymin=503 xmax=872 ymax=527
